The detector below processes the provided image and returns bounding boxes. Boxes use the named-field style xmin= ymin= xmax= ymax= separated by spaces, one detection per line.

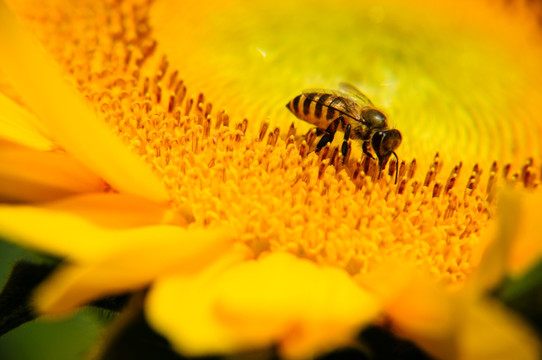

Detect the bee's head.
xmin=372 ymin=129 xmax=402 ymax=174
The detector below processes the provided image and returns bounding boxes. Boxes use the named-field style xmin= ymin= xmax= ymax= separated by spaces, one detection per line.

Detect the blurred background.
xmin=0 ymin=240 xmax=104 ymax=360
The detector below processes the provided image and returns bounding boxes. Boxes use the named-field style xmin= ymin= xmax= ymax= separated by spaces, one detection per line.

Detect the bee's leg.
xmin=315 ymin=117 xmax=342 ymax=152
xmin=341 ymin=124 xmax=351 ymax=163
xmin=362 ymin=141 xmax=375 ymax=160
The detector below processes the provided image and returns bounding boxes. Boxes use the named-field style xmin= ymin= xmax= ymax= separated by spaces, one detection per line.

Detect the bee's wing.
xmin=301 ymin=88 xmax=362 ymax=120
xmin=338 ymin=82 xmax=375 ymax=107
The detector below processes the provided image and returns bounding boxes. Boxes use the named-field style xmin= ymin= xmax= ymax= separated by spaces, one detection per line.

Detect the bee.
xmin=286 ymin=83 xmax=402 ymax=182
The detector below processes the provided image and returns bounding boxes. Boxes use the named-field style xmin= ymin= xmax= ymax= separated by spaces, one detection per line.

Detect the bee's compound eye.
xmin=362 ymin=109 xmax=387 ymax=127
xmin=371 ymin=131 xmax=385 ymax=154
xmin=372 ymin=129 xmax=402 ymax=157
xmin=383 ymin=129 xmax=402 ymax=152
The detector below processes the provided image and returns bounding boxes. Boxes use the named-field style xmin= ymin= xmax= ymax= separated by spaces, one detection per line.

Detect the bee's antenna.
xmin=393 ymin=152 xmax=399 ymax=184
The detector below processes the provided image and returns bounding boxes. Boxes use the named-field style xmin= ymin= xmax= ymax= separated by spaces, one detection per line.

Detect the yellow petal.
xmin=0 ymin=193 xmax=191 ymax=261
xmin=363 ymin=260 xmax=540 ymax=360
xmin=0 ymin=3 xmax=169 ymax=202
xmin=35 ymin=227 xmax=234 ymax=315
xmin=147 ymin=252 xmax=380 ymax=359
xmin=508 ymin=191 xmax=542 ymax=276
xmin=470 ymin=188 xmax=542 ymax=284
xmin=43 ymin=192 xmax=191 ymax=229
xmin=468 ymin=190 xmax=520 ymax=292
xmin=0 ymin=92 xmax=53 ymax=150
xmin=395 ymin=295 xmax=541 ymax=360
xmin=358 ymin=259 xmax=458 ymax=356
xmin=455 ymin=297 xmax=540 ymax=360
xmin=386 ymin=279 xmax=459 ymax=359
xmin=0 ymin=140 xmax=107 ymax=202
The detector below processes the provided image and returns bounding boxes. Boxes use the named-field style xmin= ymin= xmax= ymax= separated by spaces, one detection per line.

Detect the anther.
xmin=407 ymin=159 xmax=417 ymax=179
xmin=286 ymin=122 xmax=297 ymax=139
xmin=432 ymin=182 xmax=442 ymax=198
xmin=259 ymin=121 xmax=270 ymax=142
xmin=184 ymin=98 xmax=193 ymax=115
xmin=168 ymin=70 xmax=179 ymax=89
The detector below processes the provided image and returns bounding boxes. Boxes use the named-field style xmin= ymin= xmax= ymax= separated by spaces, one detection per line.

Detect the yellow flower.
xmin=0 ymin=0 xmax=541 ymax=359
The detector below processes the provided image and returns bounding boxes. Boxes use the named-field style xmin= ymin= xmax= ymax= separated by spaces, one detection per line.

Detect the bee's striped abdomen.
xmin=314 ymin=94 xmax=330 ymax=118
xmin=286 ymin=92 xmax=339 ymax=128
xmin=302 ymin=93 xmax=315 ymax=115
xmin=326 ymin=106 xmax=335 ymax=120
xmin=291 ymin=95 xmax=301 ymax=114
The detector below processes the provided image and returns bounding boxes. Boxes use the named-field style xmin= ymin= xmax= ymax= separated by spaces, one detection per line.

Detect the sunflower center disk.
xmin=17 ymin=0 xmax=541 ymax=284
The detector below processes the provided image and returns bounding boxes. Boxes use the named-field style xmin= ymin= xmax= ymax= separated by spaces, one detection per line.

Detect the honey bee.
xmin=286 ymin=83 xmax=402 ymax=182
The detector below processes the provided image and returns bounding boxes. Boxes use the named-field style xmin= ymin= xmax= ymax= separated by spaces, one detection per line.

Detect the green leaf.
xmin=0 ymin=260 xmax=57 ymax=336
xmin=495 ymin=259 xmax=542 ymax=336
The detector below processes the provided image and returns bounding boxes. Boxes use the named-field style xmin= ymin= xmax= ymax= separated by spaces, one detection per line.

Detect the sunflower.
xmin=0 ymin=0 xmax=541 ymax=359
